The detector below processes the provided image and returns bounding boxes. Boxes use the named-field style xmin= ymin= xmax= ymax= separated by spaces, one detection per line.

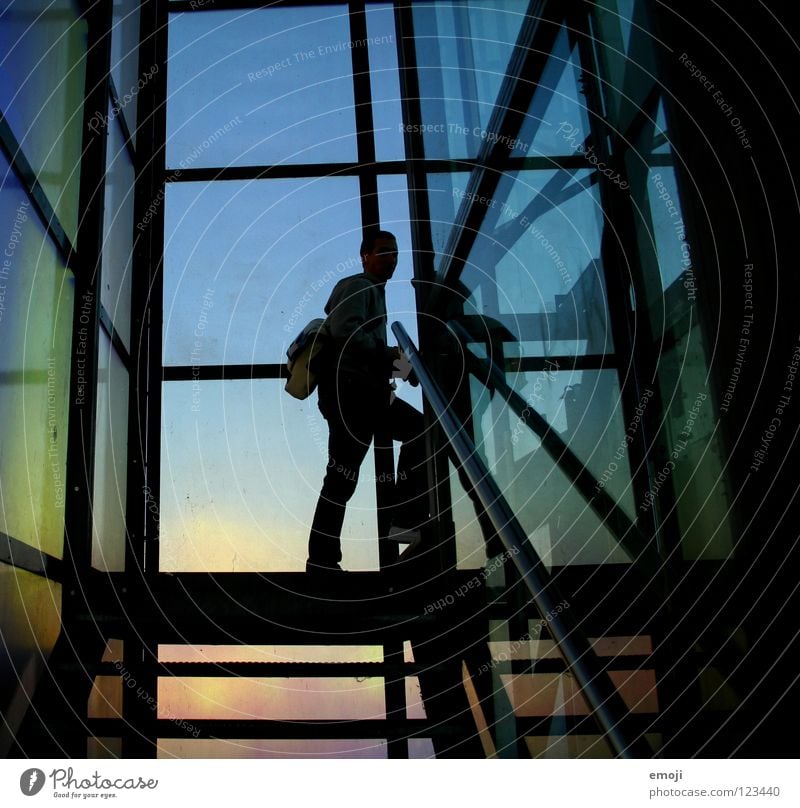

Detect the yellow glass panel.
xmin=0 ymin=564 xmax=61 ymax=756
xmin=157 ymin=738 xmax=387 ymax=759
xmin=0 ymin=166 xmax=74 ymax=558
xmin=158 ymin=677 xmax=385 ymax=721
xmin=158 ymin=645 xmax=382 ymax=663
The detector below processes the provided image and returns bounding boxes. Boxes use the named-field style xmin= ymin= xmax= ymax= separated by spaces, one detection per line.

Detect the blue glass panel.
xmin=512 ymin=31 xmax=591 ymax=158
xmin=377 ymin=174 xmax=421 ymax=409
xmin=102 ymin=104 xmax=134 ymax=349
xmin=367 ymin=4 xmax=404 ymax=162
xmin=163 ymin=178 xmax=362 ymax=365
xmin=0 ymin=0 xmax=87 ymax=245
xmin=110 ymin=0 xmax=142 ymax=145
xmin=166 ymin=6 xmax=357 ymax=168
xmin=412 ymin=1 xmax=525 ymax=159
xmin=160 ymin=380 xmax=379 ymax=572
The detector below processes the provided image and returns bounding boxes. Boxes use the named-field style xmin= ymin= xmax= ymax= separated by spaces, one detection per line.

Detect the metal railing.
xmin=392 ymin=321 xmax=653 ymax=758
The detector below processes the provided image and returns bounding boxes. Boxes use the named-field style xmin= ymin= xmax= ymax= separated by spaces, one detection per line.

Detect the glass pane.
xmin=163 ymin=178 xmax=362 ymax=365
xmin=625 ymin=104 xmax=733 ymax=561
xmin=102 ymin=105 xmax=135 ymax=349
xmin=377 ymin=174 xmax=421 ymax=409
xmin=455 ymin=169 xmax=612 ymax=357
xmin=468 ymin=372 xmax=632 ymax=567
xmin=450 ymin=460 xmax=488 ymax=570
xmin=426 ymin=172 xmax=471 ymax=274
xmin=159 ymin=380 xmax=379 ymax=572
xmin=157 ymin=738 xmax=388 ymax=758
xmin=92 ymin=333 xmax=129 ymax=572
xmin=513 ymin=33 xmax=591 ymax=159
xmin=158 ymin=677 xmax=385 ymax=720
xmin=0 ymin=563 xmax=61 ymax=745
xmin=655 ymin=323 xmax=733 ymax=561
xmin=166 ymin=6 xmax=357 ymax=168
xmin=159 ymin=645 xmax=383 ymax=663
xmin=367 ymin=4 xmax=404 ymax=162
xmin=591 ymin=0 xmax=659 ymax=137
xmin=110 ymin=0 xmax=142 ymax=144
xmin=0 ymin=0 xmax=87 ymax=245
xmin=0 ymin=156 xmax=73 ymax=558
xmin=412 ymin=1 xmax=525 ymax=160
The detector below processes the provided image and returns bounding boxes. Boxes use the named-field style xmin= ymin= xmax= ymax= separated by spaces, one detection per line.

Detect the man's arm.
xmin=326 ymin=278 xmax=397 ymax=368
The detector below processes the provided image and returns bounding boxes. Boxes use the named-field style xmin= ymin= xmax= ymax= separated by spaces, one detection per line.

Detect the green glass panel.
xmin=454 ymin=168 xmax=612 ymax=357
xmin=623 ymin=92 xmax=733 ymax=561
xmin=92 ymin=332 xmax=129 ymax=572
xmin=159 ymin=380 xmax=379 ymax=572
xmin=468 ymin=372 xmax=631 ymax=567
xmin=591 ymin=0 xmax=658 ymax=136
xmin=0 ymin=0 xmax=87 ymax=245
xmin=0 ymin=156 xmax=73 ymax=558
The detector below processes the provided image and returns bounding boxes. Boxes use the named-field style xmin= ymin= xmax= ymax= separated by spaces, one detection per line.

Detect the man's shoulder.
xmin=332 ymin=272 xmax=375 ymax=291
xmin=329 ymin=273 xmax=379 ymax=300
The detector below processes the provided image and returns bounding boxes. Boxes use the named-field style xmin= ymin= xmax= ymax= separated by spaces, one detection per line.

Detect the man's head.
xmin=360 ymin=230 xmax=398 ymax=283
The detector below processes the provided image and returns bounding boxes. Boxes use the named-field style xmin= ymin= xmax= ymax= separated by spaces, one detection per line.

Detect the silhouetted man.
xmin=306 ymin=230 xmax=428 ymax=573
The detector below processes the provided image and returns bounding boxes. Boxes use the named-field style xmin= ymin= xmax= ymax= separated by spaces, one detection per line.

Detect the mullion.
xmin=0 ymin=111 xmax=78 ymax=276
xmin=108 ymin=75 xmax=137 ymax=164
xmin=98 ymin=304 xmax=132 ymax=371
xmin=163 ymin=155 xmax=591 ymax=183
xmin=162 ymin=364 xmax=285 ymax=380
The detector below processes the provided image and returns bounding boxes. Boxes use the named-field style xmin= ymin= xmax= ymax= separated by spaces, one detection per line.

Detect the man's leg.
xmin=383 ymin=397 xmax=430 ymax=531
xmin=307 ymin=386 xmax=376 ymax=569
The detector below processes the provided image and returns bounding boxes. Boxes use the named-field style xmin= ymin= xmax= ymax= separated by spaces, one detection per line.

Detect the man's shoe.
xmin=385 ymin=524 xmax=422 ymax=548
xmin=305 ymin=560 xmax=346 ymax=574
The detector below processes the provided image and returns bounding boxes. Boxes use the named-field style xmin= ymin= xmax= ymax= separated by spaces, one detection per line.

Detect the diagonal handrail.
xmin=392 ymin=321 xmax=653 ymax=759
xmin=447 ymin=320 xmax=660 ymax=578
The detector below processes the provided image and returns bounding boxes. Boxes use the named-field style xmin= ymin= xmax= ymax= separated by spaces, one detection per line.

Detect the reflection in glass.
xmin=467 ymin=370 xmax=632 ymax=566
xmin=454 ymin=168 xmax=612 ymax=357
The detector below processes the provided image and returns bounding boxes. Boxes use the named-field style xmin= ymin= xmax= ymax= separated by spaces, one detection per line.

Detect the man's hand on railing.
xmin=392 ymin=350 xmax=419 ymax=386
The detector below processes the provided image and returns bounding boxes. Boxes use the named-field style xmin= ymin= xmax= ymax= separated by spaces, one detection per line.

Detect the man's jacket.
xmin=322 ymin=273 xmax=395 ymax=390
